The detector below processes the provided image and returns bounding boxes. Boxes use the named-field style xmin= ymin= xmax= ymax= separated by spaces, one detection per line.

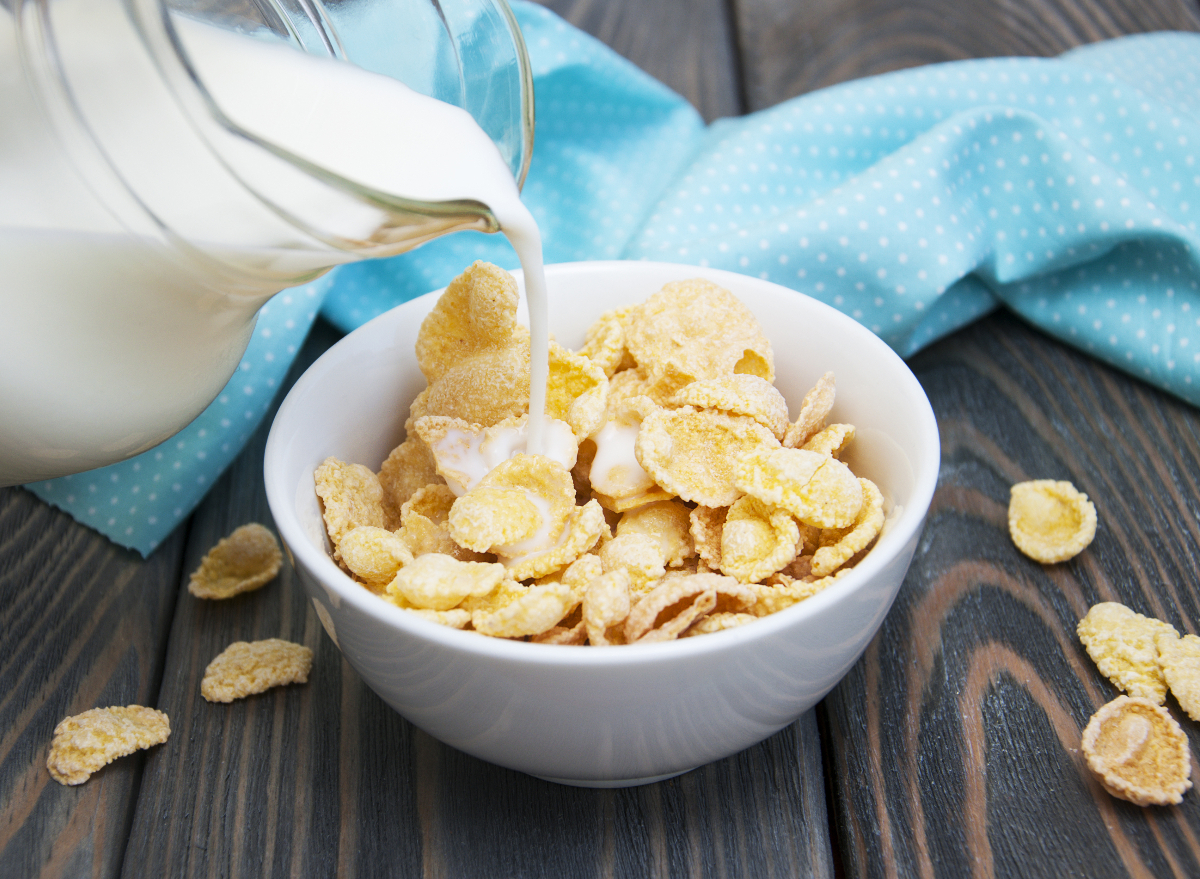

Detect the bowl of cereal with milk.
xmin=264 ymin=259 xmax=940 ymax=786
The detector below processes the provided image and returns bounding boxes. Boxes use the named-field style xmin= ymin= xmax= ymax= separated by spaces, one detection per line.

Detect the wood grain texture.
xmin=822 ymin=311 xmax=1200 ymax=878
xmin=530 ymin=0 xmax=745 ymax=121
xmin=119 ymin=319 xmax=836 ymax=879
xmin=0 ymin=488 xmax=185 ymax=878
xmin=732 ymin=0 xmax=1200 ymax=110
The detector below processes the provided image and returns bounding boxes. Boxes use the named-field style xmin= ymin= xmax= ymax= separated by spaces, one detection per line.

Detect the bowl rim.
xmin=265 ymin=260 xmax=940 ymax=668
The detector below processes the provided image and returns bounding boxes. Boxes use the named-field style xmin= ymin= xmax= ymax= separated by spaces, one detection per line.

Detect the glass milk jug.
xmin=0 ymin=0 xmax=534 ymax=485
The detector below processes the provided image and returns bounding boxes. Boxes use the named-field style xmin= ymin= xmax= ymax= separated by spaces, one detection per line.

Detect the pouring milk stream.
xmin=0 ymin=2 xmax=548 ymax=485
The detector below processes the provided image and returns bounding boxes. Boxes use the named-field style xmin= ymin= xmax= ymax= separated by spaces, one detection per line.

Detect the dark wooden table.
xmin=5 ymin=0 xmax=1200 ymax=876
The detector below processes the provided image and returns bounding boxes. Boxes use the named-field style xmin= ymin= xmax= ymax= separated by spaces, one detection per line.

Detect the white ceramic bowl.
xmin=265 ymin=261 xmax=940 ymax=787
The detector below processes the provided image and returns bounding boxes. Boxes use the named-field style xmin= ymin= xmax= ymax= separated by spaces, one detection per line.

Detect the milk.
xmin=0 ymin=4 xmax=548 ymax=483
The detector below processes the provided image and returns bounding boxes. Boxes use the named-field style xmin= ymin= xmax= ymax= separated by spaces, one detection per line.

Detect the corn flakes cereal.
xmin=201 ymin=639 xmax=314 ymax=703
xmin=577 ymin=305 xmax=635 ymax=378
xmin=600 ymin=532 xmax=667 ymax=594
xmin=1078 ymin=602 xmax=1176 ymax=703
xmin=532 ymin=620 xmax=589 ymax=645
xmin=415 ymin=265 xmax=533 ymax=426
xmin=378 ymin=434 xmax=442 ymax=525
xmin=448 ymin=454 xmax=574 ymax=555
xmin=315 ymin=267 xmax=895 ymax=645
xmin=670 ymin=375 xmax=790 ymax=441
xmin=1008 ymin=479 xmax=1097 ymax=564
xmin=402 ymin=607 xmax=472 ymax=629
xmin=584 ymin=570 xmax=633 ymax=646
xmin=548 ymin=341 xmax=609 ymax=438
xmin=689 ymin=505 xmax=728 ymax=571
xmin=1081 ymin=696 xmax=1192 ymax=806
xmin=783 ymin=372 xmax=835 ymax=449
xmin=588 ymin=396 xmax=661 ymax=508
xmin=397 ymin=484 xmax=489 ymax=562
xmin=637 ymin=407 xmax=778 ymax=507
xmin=616 ymin=500 xmax=694 ymax=568
xmin=387 ymin=553 xmax=506 ymax=611
xmin=625 ymin=573 xmax=754 ymax=643
xmin=625 ymin=279 xmax=774 ymax=400
xmin=1155 ymin=632 xmax=1200 ymax=722
xmin=315 ymin=457 xmax=388 ymax=559
xmin=682 ymin=612 xmax=759 ymax=637
xmin=416 ymin=260 xmax=525 ymax=381
xmin=338 ymin=526 xmax=414 ymax=589
xmin=810 ymin=479 xmax=885 ymax=578
xmin=504 ymin=500 xmax=607 ymax=582
xmin=472 ymin=582 xmax=579 ymax=638
xmin=188 ymin=523 xmax=283 ymax=600
xmin=720 ymin=495 xmax=801 ymax=584
xmin=802 ymin=423 xmax=855 ymax=458
xmin=752 ymin=568 xmax=854 ymax=616
xmin=47 ymin=706 xmax=170 ymax=785
xmin=736 ymin=446 xmax=863 ymax=529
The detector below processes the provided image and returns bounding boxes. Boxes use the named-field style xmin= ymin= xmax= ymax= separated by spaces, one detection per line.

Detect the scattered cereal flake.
xmin=1082 ymin=696 xmax=1192 ymax=806
xmin=505 ymin=499 xmax=608 ymax=582
xmin=624 ymin=573 xmax=754 ymax=643
xmin=387 ymin=553 xmax=506 ymax=611
xmin=752 ymin=568 xmax=854 ymax=616
xmin=578 ymin=305 xmax=635 ymax=378
xmin=682 ymin=612 xmax=759 ymax=637
xmin=783 ymin=372 xmax=835 ymax=449
xmin=201 ymin=639 xmax=313 ymax=703
xmin=802 ymin=423 xmax=855 ymax=458
xmin=810 ymin=478 xmax=884 ymax=578
xmin=1156 ymin=632 xmax=1200 ymax=722
xmin=315 ymin=458 xmax=388 ymax=559
xmin=47 ymin=706 xmax=170 ymax=785
xmin=1078 ymin=603 xmax=1177 ymax=703
xmin=584 ymin=570 xmax=633 ymax=646
xmin=720 ymin=495 xmax=801 ymax=584
xmin=616 ymin=500 xmax=695 ymax=568
xmin=188 ymin=523 xmax=282 ymax=599
xmin=671 ymin=375 xmax=790 ymax=441
xmin=449 ymin=455 xmax=575 ymax=556
xmin=338 ymin=526 xmax=414 ymax=589
xmin=548 ymin=342 xmax=609 ymax=439
xmin=600 ymin=532 xmax=667 ymax=594
xmin=638 ymin=407 xmax=778 ymax=507
xmin=736 ymin=446 xmax=863 ymax=529
xmin=472 ymin=582 xmax=579 ymax=638
xmin=690 ymin=505 xmax=728 ymax=571
xmin=378 ymin=435 xmax=442 ymax=526
xmin=1009 ymin=479 xmax=1097 ymax=564
xmin=625 ymin=279 xmax=774 ymax=400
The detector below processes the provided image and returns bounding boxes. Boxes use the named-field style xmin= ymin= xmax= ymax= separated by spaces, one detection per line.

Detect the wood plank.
xmin=732 ymin=0 xmax=1200 ymax=110
xmin=0 ymin=487 xmax=185 ymax=877
xmin=823 ymin=311 xmax=1200 ymax=877
xmin=121 ymin=316 xmax=836 ymax=878
xmin=531 ymin=0 xmax=744 ymax=121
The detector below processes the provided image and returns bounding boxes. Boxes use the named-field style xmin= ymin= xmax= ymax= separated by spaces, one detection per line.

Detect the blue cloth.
xmin=26 ymin=1 xmax=1200 ymax=554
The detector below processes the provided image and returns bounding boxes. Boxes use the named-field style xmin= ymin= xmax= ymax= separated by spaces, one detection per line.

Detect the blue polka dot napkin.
xmin=25 ymin=1 xmax=1200 ymax=555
